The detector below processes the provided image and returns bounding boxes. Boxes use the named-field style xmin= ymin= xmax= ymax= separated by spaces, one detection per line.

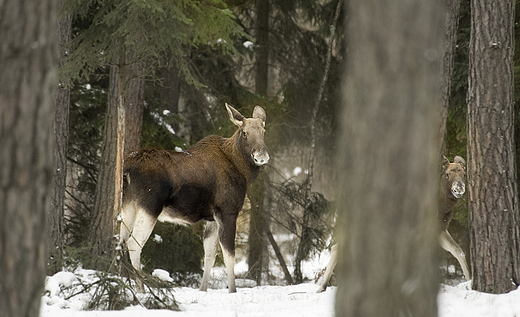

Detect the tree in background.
xmin=49 ymin=2 xmax=72 ymax=275
xmin=467 ymin=0 xmax=520 ymax=293
xmin=336 ymin=0 xmax=442 ymax=315
xmin=247 ymin=0 xmax=270 ymax=284
xmin=0 ymin=0 xmax=58 ymax=316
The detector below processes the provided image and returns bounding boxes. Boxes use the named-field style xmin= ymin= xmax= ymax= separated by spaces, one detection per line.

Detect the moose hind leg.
xmin=317 ymin=243 xmax=338 ymax=293
xmin=126 ymin=209 xmax=158 ymax=292
xmin=200 ymin=221 xmax=219 ymax=291
xmin=440 ymin=230 xmax=471 ymax=281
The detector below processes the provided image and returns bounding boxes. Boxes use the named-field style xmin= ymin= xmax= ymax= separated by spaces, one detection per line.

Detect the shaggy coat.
xmin=120 ymin=104 xmax=269 ymax=293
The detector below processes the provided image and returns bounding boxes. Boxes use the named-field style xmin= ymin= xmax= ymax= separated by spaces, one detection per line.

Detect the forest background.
xmin=43 ymin=0 xmax=519 ymax=299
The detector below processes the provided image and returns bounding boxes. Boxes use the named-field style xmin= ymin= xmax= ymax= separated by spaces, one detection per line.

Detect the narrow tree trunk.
xmin=248 ymin=0 xmax=270 ymax=282
xmin=255 ymin=0 xmax=269 ymax=96
xmin=48 ymin=4 xmax=72 ymax=275
xmin=0 ymin=0 xmax=58 ymax=316
xmin=248 ymin=174 xmax=267 ymax=284
xmin=439 ymin=0 xmax=462 ymax=154
xmin=467 ymin=0 xmax=520 ymax=294
xmin=336 ymin=0 xmax=442 ymax=315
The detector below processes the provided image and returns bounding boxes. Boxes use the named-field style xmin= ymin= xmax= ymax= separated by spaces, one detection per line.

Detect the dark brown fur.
xmin=120 ymin=104 xmax=269 ymax=293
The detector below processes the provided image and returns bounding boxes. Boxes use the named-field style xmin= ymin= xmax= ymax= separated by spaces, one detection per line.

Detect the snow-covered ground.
xmin=40 ymin=264 xmax=520 ymax=317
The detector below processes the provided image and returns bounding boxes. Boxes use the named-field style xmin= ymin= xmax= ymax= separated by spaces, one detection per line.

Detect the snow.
xmin=293 ymin=166 xmax=302 ymax=176
xmin=40 ymin=267 xmax=520 ymax=317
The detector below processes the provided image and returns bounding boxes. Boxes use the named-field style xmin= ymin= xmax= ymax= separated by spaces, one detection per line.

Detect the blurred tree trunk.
xmin=467 ymin=0 xmax=520 ymax=294
xmin=248 ymin=0 xmax=270 ymax=283
xmin=0 ymin=0 xmax=58 ymax=315
xmin=439 ymin=0 xmax=462 ymax=154
xmin=48 ymin=3 xmax=72 ymax=275
xmin=335 ymin=0 xmax=442 ymax=315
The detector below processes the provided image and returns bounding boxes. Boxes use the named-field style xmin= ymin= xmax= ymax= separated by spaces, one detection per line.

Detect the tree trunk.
xmin=439 ymin=0 xmax=462 ymax=154
xmin=247 ymin=177 xmax=267 ymax=284
xmin=124 ymin=59 xmax=146 ymax=155
xmin=90 ymin=65 xmax=120 ymax=269
xmin=248 ymin=0 xmax=270 ymax=283
xmin=48 ymin=4 xmax=72 ymax=275
xmin=255 ymin=0 xmax=269 ymax=96
xmin=467 ymin=0 xmax=520 ymax=294
xmin=335 ymin=0 xmax=442 ymax=315
xmin=91 ymin=50 xmax=145 ymax=270
xmin=0 ymin=0 xmax=58 ymax=315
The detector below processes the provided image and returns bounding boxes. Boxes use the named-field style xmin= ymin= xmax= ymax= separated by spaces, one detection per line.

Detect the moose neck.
xmin=222 ymin=130 xmax=260 ymax=185
xmin=439 ymin=179 xmax=459 ymax=213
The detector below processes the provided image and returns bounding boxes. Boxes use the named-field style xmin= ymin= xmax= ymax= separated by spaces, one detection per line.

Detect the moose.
xmin=439 ymin=155 xmax=470 ymax=281
xmin=317 ymin=155 xmax=469 ymax=293
xmin=119 ymin=104 xmax=269 ymax=293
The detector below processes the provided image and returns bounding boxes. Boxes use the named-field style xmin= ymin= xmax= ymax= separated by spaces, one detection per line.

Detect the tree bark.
xmin=467 ymin=0 xmax=520 ymax=294
xmin=124 ymin=59 xmax=146 ymax=155
xmin=254 ymin=0 xmax=269 ymax=96
xmin=439 ymin=0 xmax=462 ymax=154
xmin=248 ymin=174 xmax=267 ymax=284
xmin=48 ymin=3 xmax=72 ymax=275
xmin=90 ymin=51 xmax=146 ymax=270
xmin=90 ymin=65 xmax=120 ymax=268
xmin=335 ymin=0 xmax=442 ymax=315
xmin=0 ymin=0 xmax=58 ymax=315
xmin=248 ymin=0 xmax=270 ymax=283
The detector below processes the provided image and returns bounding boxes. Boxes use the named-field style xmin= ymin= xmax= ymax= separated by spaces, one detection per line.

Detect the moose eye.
xmin=446 ymin=172 xmax=450 ymax=179
xmin=242 ymin=131 xmax=248 ymax=139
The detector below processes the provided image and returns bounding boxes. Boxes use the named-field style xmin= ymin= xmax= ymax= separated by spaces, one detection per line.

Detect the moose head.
xmin=226 ymin=103 xmax=269 ymax=166
xmin=443 ymin=156 xmax=466 ymax=199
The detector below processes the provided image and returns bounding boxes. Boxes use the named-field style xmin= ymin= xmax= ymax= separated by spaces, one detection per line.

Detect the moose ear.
xmin=252 ymin=106 xmax=266 ymax=126
xmin=442 ymin=156 xmax=450 ymax=169
xmin=454 ymin=156 xmax=465 ymax=169
xmin=226 ymin=103 xmax=244 ymax=127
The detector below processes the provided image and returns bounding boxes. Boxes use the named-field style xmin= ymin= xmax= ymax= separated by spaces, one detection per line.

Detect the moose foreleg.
xmin=440 ymin=230 xmax=471 ymax=281
xmin=217 ymin=215 xmax=237 ymax=293
xmin=200 ymin=221 xmax=219 ymax=292
xmin=317 ymin=243 xmax=338 ymax=293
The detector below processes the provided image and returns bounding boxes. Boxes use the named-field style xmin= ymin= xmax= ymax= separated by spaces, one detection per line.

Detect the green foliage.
xmin=445 ymin=0 xmax=470 ymax=159
xmin=65 ymin=83 xmax=107 ymax=248
xmin=141 ymin=223 xmax=204 ymax=285
xmin=62 ymin=0 xmax=246 ymax=86
xmin=140 ymin=105 xmax=187 ymax=150
xmin=273 ymin=179 xmax=333 ymax=260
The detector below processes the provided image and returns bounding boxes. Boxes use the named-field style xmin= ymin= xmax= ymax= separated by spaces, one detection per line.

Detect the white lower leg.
xmin=221 ymin=246 xmax=236 ymax=293
xmin=440 ymin=230 xmax=471 ymax=281
xmin=200 ymin=222 xmax=219 ymax=291
xmin=126 ymin=210 xmax=157 ymax=292
xmin=317 ymin=243 xmax=338 ymax=293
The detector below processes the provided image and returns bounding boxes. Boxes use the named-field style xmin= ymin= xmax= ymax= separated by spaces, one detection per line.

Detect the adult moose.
xmin=317 ymin=156 xmax=469 ymax=293
xmin=120 ymin=104 xmax=269 ymax=293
